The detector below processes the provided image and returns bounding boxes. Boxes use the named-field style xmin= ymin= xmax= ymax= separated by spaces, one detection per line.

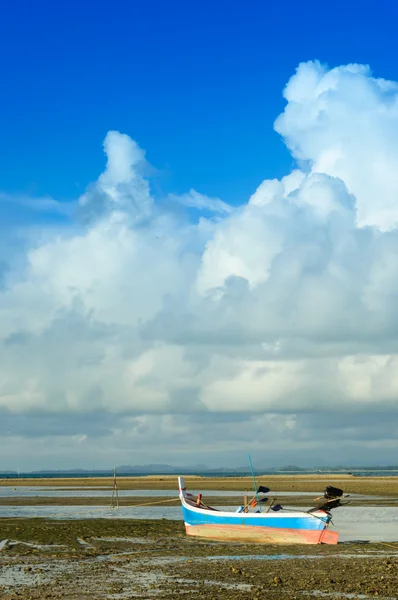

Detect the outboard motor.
xmin=324 ymin=485 xmax=344 ymax=499
xmin=308 ymin=485 xmax=346 ymax=513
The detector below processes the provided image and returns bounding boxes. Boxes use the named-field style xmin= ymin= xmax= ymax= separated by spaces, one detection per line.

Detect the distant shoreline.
xmin=1 ymin=469 xmax=398 ymax=480
xmin=2 ymin=468 xmax=398 ymax=478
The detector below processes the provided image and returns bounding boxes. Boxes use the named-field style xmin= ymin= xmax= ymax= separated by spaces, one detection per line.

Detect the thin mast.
xmin=248 ymin=453 xmax=261 ymax=513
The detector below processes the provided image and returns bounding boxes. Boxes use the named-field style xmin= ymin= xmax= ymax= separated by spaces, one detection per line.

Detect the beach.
xmin=0 ymin=475 xmax=397 ymax=599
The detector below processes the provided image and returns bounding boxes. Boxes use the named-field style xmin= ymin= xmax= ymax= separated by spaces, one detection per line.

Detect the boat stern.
xmin=319 ymin=527 xmax=339 ymax=544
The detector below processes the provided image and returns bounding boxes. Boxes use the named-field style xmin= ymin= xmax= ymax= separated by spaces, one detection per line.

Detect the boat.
xmin=178 ymin=476 xmax=345 ymax=545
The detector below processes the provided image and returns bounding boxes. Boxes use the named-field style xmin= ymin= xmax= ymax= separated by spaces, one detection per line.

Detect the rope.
xmin=1 ymin=497 xmax=181 ymax=520
xmin=122 ymin=497 xmax=180 ymax=508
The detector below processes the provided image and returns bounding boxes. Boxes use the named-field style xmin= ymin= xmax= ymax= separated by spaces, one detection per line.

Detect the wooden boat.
xmin=178 ymin=476 xmax=343 ymax=545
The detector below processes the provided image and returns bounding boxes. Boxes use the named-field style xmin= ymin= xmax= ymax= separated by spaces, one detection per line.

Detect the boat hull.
xmin=177 ymin=477 xmax=339 ymax=545
xmin=185 ymin=523 xmax=338 ymax=545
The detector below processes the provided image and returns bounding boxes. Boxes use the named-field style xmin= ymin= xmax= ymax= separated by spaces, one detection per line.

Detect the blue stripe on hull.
xmin=182 ymin=505 xmax=329 ymax=531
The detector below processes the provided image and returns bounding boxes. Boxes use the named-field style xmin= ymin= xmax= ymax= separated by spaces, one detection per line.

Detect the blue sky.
xmin=1 ymin=0 xmax=398 ymax=206
xmin=2 ymin=1 xmax=398 ymax=469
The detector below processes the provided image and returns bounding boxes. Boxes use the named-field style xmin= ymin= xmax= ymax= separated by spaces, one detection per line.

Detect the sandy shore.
xmin=1 ymin=474 xmax=398 ymax=497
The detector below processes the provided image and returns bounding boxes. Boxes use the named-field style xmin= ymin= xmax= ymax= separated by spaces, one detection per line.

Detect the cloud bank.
xmin=2 ymin=61 xmax=398 ymax=469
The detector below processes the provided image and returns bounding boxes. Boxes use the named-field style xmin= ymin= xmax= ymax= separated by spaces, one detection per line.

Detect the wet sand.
xmin=0 ymin=476 xmax=397 ymax=598
xmin=1 ymin=473 xmax=398 ymax=496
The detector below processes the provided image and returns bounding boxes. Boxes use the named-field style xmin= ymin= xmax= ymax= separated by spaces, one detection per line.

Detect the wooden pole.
xmin=110 ymin=466 xmax=119 ymax=509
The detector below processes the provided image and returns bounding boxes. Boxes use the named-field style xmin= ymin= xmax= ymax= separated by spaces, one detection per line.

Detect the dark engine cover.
xmin=324 ymin=485 xmax=343 ymax=499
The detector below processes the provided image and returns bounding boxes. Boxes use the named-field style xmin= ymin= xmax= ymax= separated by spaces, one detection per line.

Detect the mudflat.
xmin=0 ymin=476 xmax=397 ymax=598
xmin=0 ymin=518 xmax=397 ymax=599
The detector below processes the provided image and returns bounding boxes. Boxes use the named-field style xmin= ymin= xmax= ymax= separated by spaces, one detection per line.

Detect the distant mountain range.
xmin=18 ymin=464 xmax=251 ymax=475
xmin=1 ymin=463 xmax=398 ymax=475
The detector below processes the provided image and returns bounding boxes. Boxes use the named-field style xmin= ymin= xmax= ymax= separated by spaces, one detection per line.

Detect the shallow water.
xmin=0 ymin=504 xmax=397 ymax=543
xmin=0 ymin=485 xmax=379 ymax=501
xmin=0 ymin=560 xmax=73 ymax=588
xmin=307 ymin=593 xmax=374 ymax=599
xmin=0 ymin=486 xmax=332 ymax=498
xmin=0 ymin=486 xmax=250 ymax=498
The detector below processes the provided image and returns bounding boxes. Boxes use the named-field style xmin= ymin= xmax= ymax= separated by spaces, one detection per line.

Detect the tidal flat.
xmin=1 ymin=473 xmax=398 ymax=497
xmin=0 ymin=475 xmax=397 ymax=599
xmin=1 ymin=519 xmax=398 ymax=599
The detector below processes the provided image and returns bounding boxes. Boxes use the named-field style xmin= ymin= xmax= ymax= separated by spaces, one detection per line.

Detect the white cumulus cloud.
xmin=275 ymin=60 xmax=398 ymax=231
xmin=2 ymin=62 xmax=398 ymax=469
